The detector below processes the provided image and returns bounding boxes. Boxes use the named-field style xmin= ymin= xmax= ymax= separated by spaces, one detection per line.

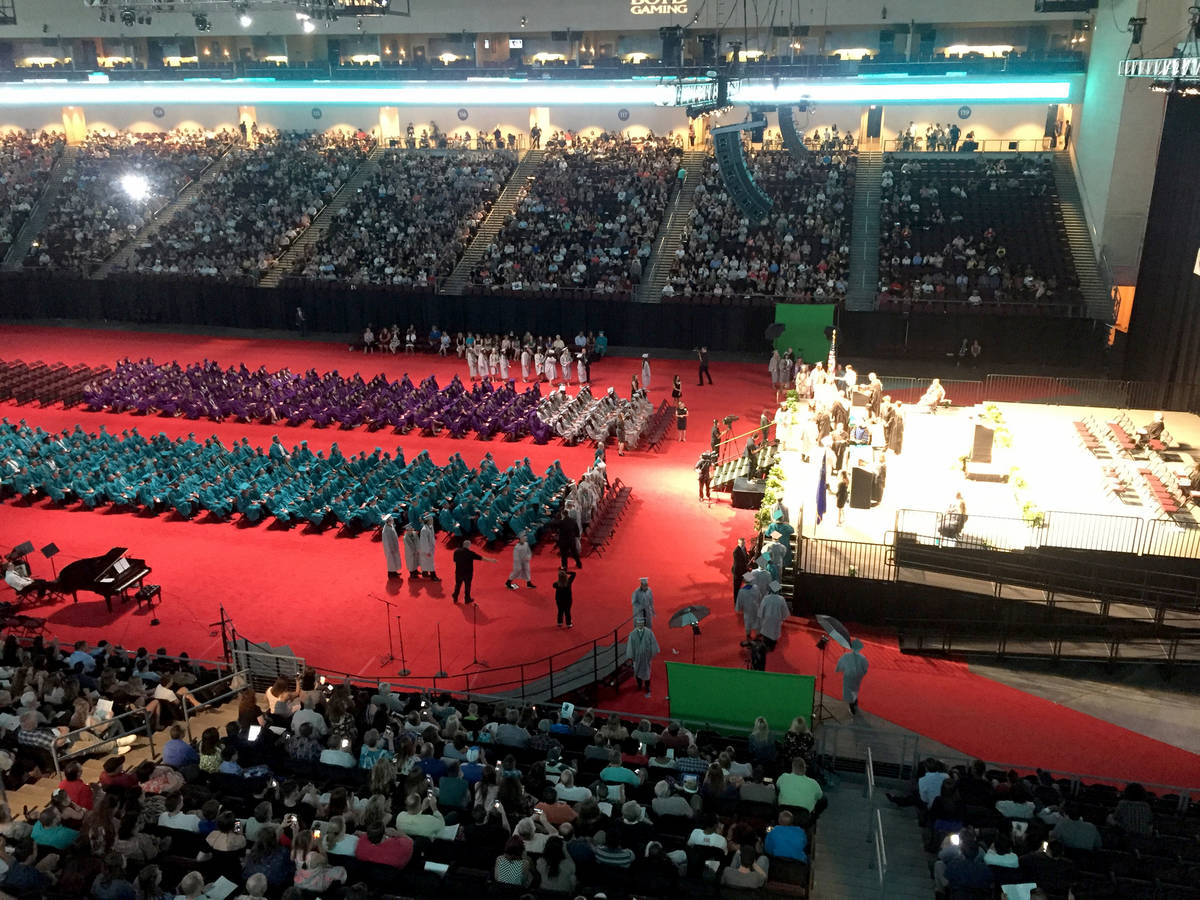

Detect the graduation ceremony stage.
xmin=2 ymin=323 xmax=1200 ymax=789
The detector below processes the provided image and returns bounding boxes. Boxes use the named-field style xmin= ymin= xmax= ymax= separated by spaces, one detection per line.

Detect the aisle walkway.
xmin=812 ymin=777 xmax=933 ymax=899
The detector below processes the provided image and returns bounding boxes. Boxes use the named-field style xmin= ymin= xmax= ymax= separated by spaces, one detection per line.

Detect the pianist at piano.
xmin=3 ymin=560 xmax=51 ymax=600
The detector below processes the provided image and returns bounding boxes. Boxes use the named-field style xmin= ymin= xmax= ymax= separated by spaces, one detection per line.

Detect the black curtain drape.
xmin=1124 ymin=93 xmax=1200 ymax=384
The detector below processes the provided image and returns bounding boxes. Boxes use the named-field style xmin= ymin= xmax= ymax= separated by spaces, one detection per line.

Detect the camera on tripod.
xmin=696 ymin=450 xmax=718 ymax=470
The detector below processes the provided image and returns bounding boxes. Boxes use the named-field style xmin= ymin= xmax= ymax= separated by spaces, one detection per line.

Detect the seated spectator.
xmin=1018 ymin=839 xmax=1076 ymax=892
xmin=687 ymin=815 xmax=728 ymax=851
xmin=493 ymin=835 xmax=533 ymax=886
xmin=747 ymin=715 xmax=777 ymax=764
xmin=594 ymin=827 xmax=635 ymax=868
xmin=778 ymin=757 xmax=823 ymax=813
xmin=394 ymin=791 xmax=446 ymax=839
xmin=659 ymin=720 xmax=694 ymax=752
xmin=1051 ymin=802 xmax=1102 ymax=850
xmin=721 ymin=843 xmax=769 ymax=889
xmin=600 ymin=748 xmax=643 ymax=787
xmin=31 ymin=806 xmax=78 ymax=850
xmin=320 ymin=735 xmax=357 ymax=768
xmin=651 ymin=780 xmax=695 ymax=818
xmin=536 ymin=834 xmax=577 ymax=893
xmin=241 ymin=828 xmax=295 ymax=889
xmin=293 ymin=849 xmax=347 ymax=893
xmin=535 ymin=786 xmax=579 ymax=827
xmin=161 ymin=724 xmax=198 ymax=769
xmin=764 ymin=809 xmax=808 ymax=863
xmin=354 ymin=821 xmax=413 ymax=869
xmin=935 ymin=831 xmax=993 ymax=893
xmin=555 ymin=768 xmax=592 ymax=804
xmin=56 ymin=761 xmax=93 ymax=810
xmin=206 ymin=810 xmax=247 ymax=853
xmin=1108 ymin=782 xmax=1153 ymax=836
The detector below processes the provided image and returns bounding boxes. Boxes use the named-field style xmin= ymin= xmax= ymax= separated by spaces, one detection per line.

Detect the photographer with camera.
xmin=696 ymin=450 xmax=716 ymax=501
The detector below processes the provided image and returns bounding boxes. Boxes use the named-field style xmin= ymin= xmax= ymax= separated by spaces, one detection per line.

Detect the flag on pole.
xmin=815 ymin=454 xmax=828 ymax=525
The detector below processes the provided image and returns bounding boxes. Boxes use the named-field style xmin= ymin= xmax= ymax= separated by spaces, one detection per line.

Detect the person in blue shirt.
xmin=161 ymin=725 xmax=199 ymax=769
xmin=764 ymin=810 xmax=808 ymax=863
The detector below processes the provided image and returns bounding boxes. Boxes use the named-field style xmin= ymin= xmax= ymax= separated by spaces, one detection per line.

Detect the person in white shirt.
xmin=319 ymin=735 xmax=357 ymax=769
xmin=687 ymin=816 xmax=727 ymax=850
xmin=554 ymin=769 xmax=592 ymax=804
xmin=158 ymin=794 xmax=201 ymax=832
xmin=291 ymin=706 xmax=327 ymax=738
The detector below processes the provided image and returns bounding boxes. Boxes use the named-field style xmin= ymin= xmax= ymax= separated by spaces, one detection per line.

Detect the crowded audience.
xmin=0 ymin=130 xmax=63 ymax=258
xmin=125 ymin=129 xmax=373 ymax=282
xmin=877 ymin=153 xmax=1084 ymax=313
xmin=25 ymin=129 xmax=232 ymax=273
xmin=293 ymin=150 xmax=515 ymax=287
xmin=664 ymin=147 xmax=856 ymax=302
xmin=0 ymin=659 xmax=824 ymax=899
xmin=468 ymin=133 xmax=678 ymax=297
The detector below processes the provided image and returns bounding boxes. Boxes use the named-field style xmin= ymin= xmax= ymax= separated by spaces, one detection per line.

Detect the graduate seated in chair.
xmin=917 ymin=378 xmax=949 ymax=412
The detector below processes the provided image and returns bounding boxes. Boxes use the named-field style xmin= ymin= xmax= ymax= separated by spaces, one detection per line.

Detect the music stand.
xmin=812 ymin=614 xmax=853 ymax=725
xmin=40 ymin=543 xmax=60 ymax=579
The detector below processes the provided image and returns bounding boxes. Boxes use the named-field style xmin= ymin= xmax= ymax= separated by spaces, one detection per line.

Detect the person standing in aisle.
xmin=641 ymin=354 xmax=652 ymax=391
xmin=506 ymin=532 xmax=535 ymax=590
xmin=554 ymin=567 xmax=576 ymax=628
xmin=625 ymin=619 xmax=660 ymax=698
xmin=381 ymin=515 xmax=402 ymax=580
xmin=418 ymin=517 xmax=440 ymax=581
xmin=697 ymin=346 xmax=713 ymax=385
xmin=452 ymin=537 xmax=497 ymax=604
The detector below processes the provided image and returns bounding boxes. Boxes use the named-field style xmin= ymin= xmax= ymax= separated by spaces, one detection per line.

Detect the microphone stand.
xmin=395 ymin=615 xmax=411 ymax=677
xmin=370 ymin=594 xmax=399 ymax=667
xmin=434 ymin=623 xmax=448 ymax=679
xmin=466 ymin=602 xmax=487 ymax=669
xmin=813 ymin=632 xmax=835 ymax=725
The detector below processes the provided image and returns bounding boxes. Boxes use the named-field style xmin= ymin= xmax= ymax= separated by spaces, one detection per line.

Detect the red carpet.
xmin=2 ymin=324 xmax=1198 ymax=789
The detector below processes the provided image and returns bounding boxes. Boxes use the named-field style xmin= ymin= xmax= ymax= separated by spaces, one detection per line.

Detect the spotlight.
xmin=520 ymin=16 xmax=527 ymax=27
xmin=302 ymin=18 xmax=315 ymax=33
xmin=120 ymin=173 xmax=150 ymax=202
xmin=194 ymin=13 xmax=210 ymax=32
xmin=120 ymin=7 xmax=133 ymax=26
xmin=1128 ymin=16 xmax=1147 ymax=44
xmin=239 ymin=13 xmax=253 ymax=27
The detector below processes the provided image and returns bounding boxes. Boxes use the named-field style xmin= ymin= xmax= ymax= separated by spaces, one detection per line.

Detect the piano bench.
xmin=135 ymin=584 xmax=161 ymax=611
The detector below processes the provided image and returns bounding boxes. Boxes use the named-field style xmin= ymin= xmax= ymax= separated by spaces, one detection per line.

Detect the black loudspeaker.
xmin=971 ymin=424 xmax=995 ymax=464
xmin=850 ymin=467 xmax=876 ymax=509
xmin=713 ymin=130 xmax=773 ymax=219
xmin=731 ymin=477 xmax=767 ymax=509
xmin=777 ymin=104 xmax=807 ymax=159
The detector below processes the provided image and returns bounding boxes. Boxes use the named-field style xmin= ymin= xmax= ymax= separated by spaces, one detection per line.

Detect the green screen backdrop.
xmin=666 ymin=663 xmax=815 ymax=734
xmin=773 ymin=303 xmax=836 ymax=358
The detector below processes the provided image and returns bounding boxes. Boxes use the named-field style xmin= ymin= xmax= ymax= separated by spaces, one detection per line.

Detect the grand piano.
xmin=53 ymin=547 xmax=151 ymax=612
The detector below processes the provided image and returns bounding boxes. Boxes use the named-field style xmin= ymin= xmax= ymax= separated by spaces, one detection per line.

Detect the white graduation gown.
xmin=402 ymin=529 xmax=420 ymax=572
xmin=631 ymin=586 xmax=655 ymax=628
xmin=835 ymin=649 xmax=869 ymax=704
xmin=758 ymin=592 xmax=789 ymax=641
xmin=735 ymin=586 xmax=761 ymax=634
xmin=509 ymin=541 xmax=532 ymax=581
xmin=521 ymin=351 xmax=531 ymax=381
xmin=625 ymin=627 xmax=660 ymax=681
xmin=382 ymin=520 xmax=402 ymax=573
xmin=418 ymin=523 xmax=437 ymax=572
xmin=641 ymin=359 xmax=651 ymax=389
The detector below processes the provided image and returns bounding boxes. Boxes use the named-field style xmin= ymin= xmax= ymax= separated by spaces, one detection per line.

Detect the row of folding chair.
xmin=585 ymin=477 xmax=633 ymax=556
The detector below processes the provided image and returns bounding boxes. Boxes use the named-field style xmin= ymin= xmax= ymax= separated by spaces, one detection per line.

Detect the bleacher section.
xmin=876 ymin=154 xmax=1086 ymax=316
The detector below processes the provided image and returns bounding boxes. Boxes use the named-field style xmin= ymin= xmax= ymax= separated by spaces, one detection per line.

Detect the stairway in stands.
xmin=1052 ymin=151 xmax=1113 ymax=321
xmin=637 ymin=149 xmax=709 ymax=302
xmin=1 ymin=145 xmax=78 ymax=271
xmin=844 ymin=150 xmax=883 ymax=311
xmin=96 ymin=142 xmax=239 ymax=279
xmin=437 ymin=148 xmax=546 ymax=296
xmin=259 ymin=144 xmax=385 ymax=288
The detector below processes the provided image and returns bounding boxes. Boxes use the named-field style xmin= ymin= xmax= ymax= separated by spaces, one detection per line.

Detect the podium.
xmin=850 ymin=466 xmax=877 ymax=509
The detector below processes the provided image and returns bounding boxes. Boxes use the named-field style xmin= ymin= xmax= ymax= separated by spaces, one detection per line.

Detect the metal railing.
xmin=867 ymin=808 xmax=888 ymax=900
xmin=50 ymin=707 xmax=156 ymax=777
xmin=896 ymin=506 xmax=1200 ymax=560
xmin=882 ymin=138 xmax=1054 ymax=154
xmin=800 ymin=537 xmax=894 ymax=581
xmin=817 ymin=722 xmax=1200 ymax=797
xmin=180 ymin=668 xmax=250 ymax=742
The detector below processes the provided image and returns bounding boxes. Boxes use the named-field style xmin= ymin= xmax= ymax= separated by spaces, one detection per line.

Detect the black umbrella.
xmin=669 ymin=604 xmax=711 ymax=664
xmin=815 ymin=614 xmax=853 ymax=650
xmin=669 ymin=605 xmax=711 ymax=629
